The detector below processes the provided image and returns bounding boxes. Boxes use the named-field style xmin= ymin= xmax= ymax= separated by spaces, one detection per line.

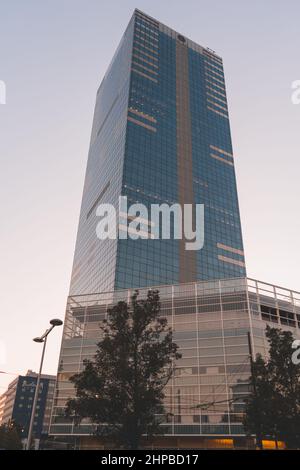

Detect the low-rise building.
xmin=0 ymin=370 xmax=56 ymax=448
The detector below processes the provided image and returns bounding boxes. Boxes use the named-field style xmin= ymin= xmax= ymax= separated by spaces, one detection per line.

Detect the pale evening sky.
xmin=0 ymin=0 xmax=299 ymax=391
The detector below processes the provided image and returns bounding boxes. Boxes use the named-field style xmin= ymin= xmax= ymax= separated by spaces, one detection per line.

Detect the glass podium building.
xmin=49 ymin=10 xmax=297 ymax=448
xmin=50 ymin=277 xmax=300 ymax=448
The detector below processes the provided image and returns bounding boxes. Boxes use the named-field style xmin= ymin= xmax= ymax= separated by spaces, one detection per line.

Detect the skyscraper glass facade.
xmin=50 ymin=10 xmax=254 ymax=447
xmin=69 ymin=9 xmax=246 ymax=296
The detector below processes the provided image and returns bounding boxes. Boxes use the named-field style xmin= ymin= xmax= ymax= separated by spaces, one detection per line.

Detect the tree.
xmin=244 ymin=326 xmax=300 ymax=449
xmin=0 ymin=420 xmax=23 ymax=450
xmin=66 ymin=289 xmax=181 ymax=449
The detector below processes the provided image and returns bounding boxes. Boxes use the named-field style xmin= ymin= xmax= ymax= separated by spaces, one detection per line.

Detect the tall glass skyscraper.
xmin=50 ymin=10 xmax=252 ymax=447
xmin=69 ymin=9 xmax=246 ymax=296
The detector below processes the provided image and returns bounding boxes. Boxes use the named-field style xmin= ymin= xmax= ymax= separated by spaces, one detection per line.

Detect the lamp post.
xmin=25 ymin=318 xmax=63 ymax=450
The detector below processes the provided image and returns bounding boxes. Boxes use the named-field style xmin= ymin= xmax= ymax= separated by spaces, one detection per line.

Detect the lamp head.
xmin=33 ymin=337 xmax=44 ymax=343
xmin=50 ymin=318 xmax=63 ymax=327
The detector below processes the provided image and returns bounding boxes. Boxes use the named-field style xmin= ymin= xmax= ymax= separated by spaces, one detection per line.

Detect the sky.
xmin=0 ymin=0 xmax=299 ymax=391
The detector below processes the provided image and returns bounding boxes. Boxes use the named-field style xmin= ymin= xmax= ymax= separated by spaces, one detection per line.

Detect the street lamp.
xmin=26 ymin=318 xmax=63 ymax=450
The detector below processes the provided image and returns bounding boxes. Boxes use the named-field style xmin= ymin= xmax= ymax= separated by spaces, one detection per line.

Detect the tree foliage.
xmin=66 ymin=289 xmax=181 ymax=449
xmin=244 ymin=326 xmax=300 ymax=449
xmin=0 ymin=420 xmax=23 ymax=450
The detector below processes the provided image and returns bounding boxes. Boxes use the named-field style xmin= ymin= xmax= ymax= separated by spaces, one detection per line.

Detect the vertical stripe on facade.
xmin=176 ymin=39 xmax=197 ymax=283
